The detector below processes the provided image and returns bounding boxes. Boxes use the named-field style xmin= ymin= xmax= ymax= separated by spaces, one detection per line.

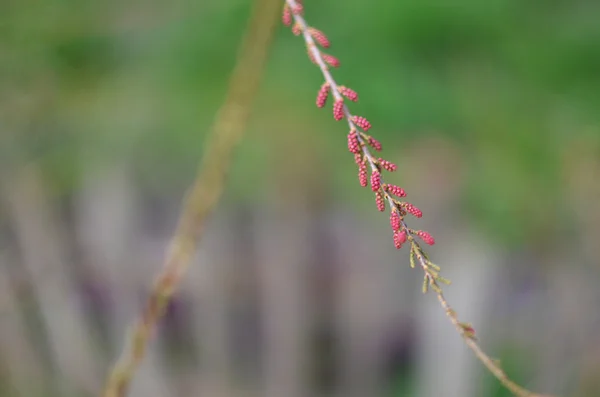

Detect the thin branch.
xmin=284 ymin=1 xmax=557 ymax=396
xmin=101 ymin=0 xmax=281 ymax=395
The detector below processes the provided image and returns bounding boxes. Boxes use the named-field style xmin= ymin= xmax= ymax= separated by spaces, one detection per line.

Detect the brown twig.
xmin=283 ymin=1 xmax=557 ymax=396
xmin=410 ymin=242 xmax=555 ymax=397
xmin=101 ymin=0 xmax=281 ymax=395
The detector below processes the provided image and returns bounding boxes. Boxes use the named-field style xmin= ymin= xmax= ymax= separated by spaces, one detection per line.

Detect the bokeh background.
xmin=1 ymin=0 xmax=600 ymax=396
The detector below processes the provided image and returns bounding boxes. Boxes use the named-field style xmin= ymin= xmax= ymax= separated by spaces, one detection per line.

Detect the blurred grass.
xmin=2 ymin=0 xmax=600 ymax=246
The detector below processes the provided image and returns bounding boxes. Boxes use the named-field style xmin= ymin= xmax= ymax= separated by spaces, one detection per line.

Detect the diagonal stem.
xmin=411 ymin=247 xmax=554 ymax=397
xmin=101 ymin=0 xmax=281 ymax=395
xmin=285 ymin=1 xmax=557 ymax=396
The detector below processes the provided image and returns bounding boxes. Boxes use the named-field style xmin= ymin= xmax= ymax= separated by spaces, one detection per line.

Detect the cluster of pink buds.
xmin=281 ymin=0 xmax=434 ymax=252
xmin=279 ymin=6 xmax=556 ymax=396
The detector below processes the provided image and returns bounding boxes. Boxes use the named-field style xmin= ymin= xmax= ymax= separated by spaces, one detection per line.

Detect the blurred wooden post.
xmin=74 ymin=161 xmax=170 ymax=397
xmin=1 ymin=165 xmax=100 ymax=395
xmin=331 ymin=210 xmax=409 ymax=397
xmin=184 ymin=212 xmax=236 ymax=397
xmin=255 ymin=203 xmax=311 ymax=397
xmin=0 ymin=251 xmax=47 ymax=394
xmin=253 ymin=116 xmax=323 ymax=397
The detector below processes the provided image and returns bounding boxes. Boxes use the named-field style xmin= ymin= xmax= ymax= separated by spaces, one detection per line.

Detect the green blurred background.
xmin=4 ymin=0 xmax=600 ymax=243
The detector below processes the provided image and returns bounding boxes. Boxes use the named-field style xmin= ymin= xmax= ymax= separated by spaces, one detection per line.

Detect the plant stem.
xmin=285 ymin=1 xmax=557 ymax=396
xmin=101 ymin=0 xmax=281 ymax=395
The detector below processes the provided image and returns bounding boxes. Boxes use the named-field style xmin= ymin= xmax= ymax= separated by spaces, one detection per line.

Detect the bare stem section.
xmin=283 ymin=1 xmax=556 ymax=396
xmin=101 ymin=0 xmax=281 ymax=395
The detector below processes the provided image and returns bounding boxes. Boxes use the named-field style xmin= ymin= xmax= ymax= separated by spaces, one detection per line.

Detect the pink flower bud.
xmin=322 ymin=53 xmax=340 ymax=68
xmin=338 ymin=86 xmax=358 ymax=102
xmin=316 ymin=82 xmax=330 ymax=108
xmin=282 ymin=4 xmax=292 ymax=26
xmin=347 ymin=130 xmax=360 ymax=153
xmin=333 ymin=99 xmax=344 ymax=121
xmin=384 ymin=184 xmax=406 ymax=197
xmin=358 ymin=163 xmax=368 ymax=187
xmin=378 ymin=158 xmax=397 ymax=172
xmin=390 ymin=210 xmax=401 ymax=231
xmin=308 ymin=27 xmax=330 ymax=48
xmin=370 ymin=170 xmax=381 ymax=191
xmin=292 ymin=22 xmax=302 ymax=36
xmin=376 ymin=191 xmax=385 ymax=212
xmin=403 ymin=203 xmax=422 ymax=218
xmin=367 ymin=136 xmax=382 ymax=151
xmin=352 ymin=115 xmax=371 ymax=131
xmin=416 ymin=230 xmax=435 ymax=245
xmin=393 ymin=230 xmax=407 ymax=249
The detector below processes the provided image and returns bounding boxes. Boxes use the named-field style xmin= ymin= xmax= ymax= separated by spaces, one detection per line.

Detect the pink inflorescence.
xmin=378 ymin=158 xmax=397 ymax=172
xmin=308 ymin=27 xmax=330 ymax=48
xmin=384 ymin=184 xmax=406 ymax=197
xmin=402 ymin=203 xmax=423 ymax=218
xmin=376 ymin=191 xmax=385 ymax=212
xmin=282 ymin=4 xmax=292 ymax=26
xmin=352 ymin=116 xmax=371 ymax=131
xmin=292 ymin=23 xmax=302 ymax=36
xmin=322 ymin=53 xmax=340 ymax=68
xmin=316 ymin=83 xmax=330 ymax=108
xmin=333 ymin=99 xmax=344 ymax=121
xmin=393 ymin=230 xmax=407 ymax=249
xmin=347 ymin=130 xmax=361 ymax=153
xmin=370 ymin=170 xmax=381 ymax=192
xmin=390 ymin=210 xmax=401 ymax=231
xmin=358 ymin=163 xmax=368 ymax=187
xmin=367 ymin=136 xmax=382 ymax=151
xmin=338 ymin=86 xmax=358 ymax=102
xmin=416 ymin=230 xmax=435 ymax=246
xmin=282 ymin=2 xmax=432 ymax=253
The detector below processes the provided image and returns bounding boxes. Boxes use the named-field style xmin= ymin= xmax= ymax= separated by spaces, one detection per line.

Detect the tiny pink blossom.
xmin=347 ymin=130 xmax=361 ymax=153
xmin=282 ymin=4 xmax=292 ymax=26
xmin=292 ymin=22 xmax=302 ymax=36
xmin=393 ymin=230 xmax=407 ymax=249
xmin=333 ymin=99 xmax=344 ymax=121
xmin=390 ymin=210 xmax=401 ymax=231
xmin=378 ymin=158 xmax=397 ymax=172
xmin=403 ymin=203 xmax=422 ymax=218
xmin=416 ymin=230 xmax=435 ymax=245
xmin=370 ymin=170 xmax=381 ymax=191
xmin=367 ymin=136 xmax=382 ymax=151
xmin=322 ymin=53 xmax=340 ymax=68
xmin=308 ymin=27 xmax=330 ymax=48
xmin=338 ymin=86 xmax=358 ymax=102
xmin=352 ymin=115 xmax=371 ymax=131
xmin=384 ymin=184 xmax=406 ymax=197
xmin=316 ymin=82 xmax=330 ymax=108
xmin=376 ymin=191 xmax=385 ymax=212
xmin=358 ymin=163 xmax=368 ymax=187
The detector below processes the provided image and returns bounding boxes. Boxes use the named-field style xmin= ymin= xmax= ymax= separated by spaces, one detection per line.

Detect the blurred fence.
xmin=1 ymin=156 xmax=598 ymax=397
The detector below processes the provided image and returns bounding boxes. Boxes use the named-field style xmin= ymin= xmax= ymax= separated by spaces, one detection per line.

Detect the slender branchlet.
xmin=101 ymin=0 xmax=281 ymax=396
xmin=283 ymin=1 xmax=556 ymax=396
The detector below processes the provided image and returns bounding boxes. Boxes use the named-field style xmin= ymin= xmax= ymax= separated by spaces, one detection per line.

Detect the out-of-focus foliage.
xmin=2 ymin=0 xmax=600 ymax=245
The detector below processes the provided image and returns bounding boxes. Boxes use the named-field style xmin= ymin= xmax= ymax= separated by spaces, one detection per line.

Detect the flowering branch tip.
xmin=282 ymin=1 xmax=556 ymax=396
